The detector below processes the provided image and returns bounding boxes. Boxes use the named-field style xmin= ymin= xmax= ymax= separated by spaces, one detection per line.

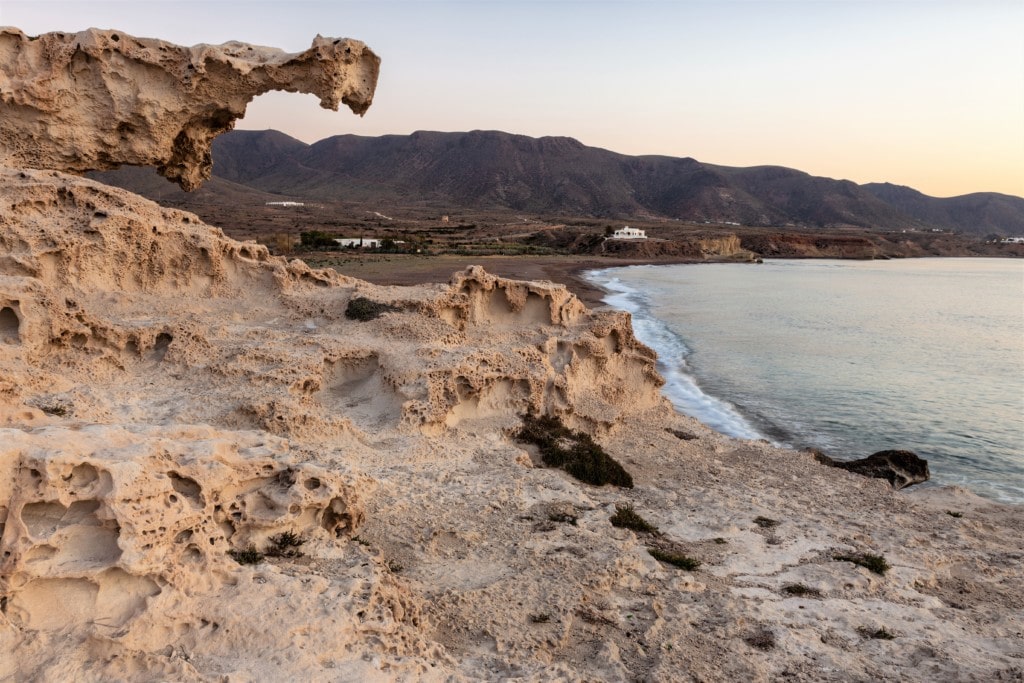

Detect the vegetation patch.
xmin=745 ymin=628 xmax=776 ymax=651
xmin=858 ymin=627 xmax=896 ymax=640
xmin=946 ymin=510 xmax=963 ymax=518
xmin=515 ymin=413 xmax=633 ymax=488
xmin=713 ymin=537 xmax=728 ymax=545
xmin=648 ymin=547 xmax=700 ymax=571
xmin=228 ymin=546 xmax=264 ymax=565
xmin=265 ymin=531 xmax=305 ymax=558
xmin=548 ymin=512 xmax=578 ymax=526
xmin=782 ymin=583 xmax=821 ymax=597
xmin=753 ymin=516 xmax=779 ymax=529
xmin=38 ymin=402 xmax=70 ymax=417
xmin=610 ymin=504 xmax=659 ymax=534
xmin=834 ymin=552 xmax=890 ymax=575
xmin=529 ymin=613 xmax=552 ymax=624
xmin=345 ymin=296 xmax=400 ymax=321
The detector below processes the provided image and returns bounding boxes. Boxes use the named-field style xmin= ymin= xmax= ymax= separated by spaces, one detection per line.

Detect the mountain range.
xmin=94 ymin=129 xmax=1024 ymax=236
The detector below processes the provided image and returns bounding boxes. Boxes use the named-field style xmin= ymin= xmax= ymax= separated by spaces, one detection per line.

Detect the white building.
xmin=265 ymin=201 xmax=305 ymax=207
xmin=335 ymin=238 xmax=382 ymax=248
xmin=610 ymin=226 xmax=646 ymax=240
xmin=1000 ymin=236 xmax=1024 ymax=244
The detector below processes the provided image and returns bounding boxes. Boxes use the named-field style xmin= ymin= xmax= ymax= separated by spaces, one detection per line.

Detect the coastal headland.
xmin=1 ymin=27 xmax=1022 ymax=682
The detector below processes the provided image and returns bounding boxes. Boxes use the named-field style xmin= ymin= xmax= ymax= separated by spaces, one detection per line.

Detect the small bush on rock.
xmin=745 ymin=628 xmax=776 ymax=651
xmin=515 ymin=413 xmax=633 ymax=488
xmin=610 ymin=504 xmax=658 ymax=534
xmin=228 ymin=546 xmax=264 ymax=565
xmin=648 ymin=547 xmax=700 ymax=570
xmin=858 ymin=626 xmax=896 ymax=640
xmin=834 ymin=552 xmax=890 ymax=575
xmin=345 ymin=297 xmax=399 ymax=321
xmin=265 ymin=531 xmax=305 ymax=558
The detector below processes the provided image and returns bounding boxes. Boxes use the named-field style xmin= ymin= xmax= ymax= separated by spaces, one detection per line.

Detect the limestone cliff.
xmin=0 ymin=28 xmax=379 ymax=189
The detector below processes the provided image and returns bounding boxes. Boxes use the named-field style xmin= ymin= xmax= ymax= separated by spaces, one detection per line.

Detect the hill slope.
xmin=96 ymin=129 xmax=1024 ymax=235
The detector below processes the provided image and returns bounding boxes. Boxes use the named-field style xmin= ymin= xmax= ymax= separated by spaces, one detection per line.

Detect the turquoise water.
xmin=585 ymin=259 xmax=1024 ymax=503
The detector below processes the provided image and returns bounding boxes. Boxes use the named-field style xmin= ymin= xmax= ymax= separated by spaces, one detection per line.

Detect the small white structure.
xmin=1000 ymin=236 xmax=1024 ymax=244
xmin=265 ymin=201 xmax=304 ymax=207
xmin=335 ymin=238 xmax=382 ymax=248
xmin=610 ymin=226 xmax=646 ymax=240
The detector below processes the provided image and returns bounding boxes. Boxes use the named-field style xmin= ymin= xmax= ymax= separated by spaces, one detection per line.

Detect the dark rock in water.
xmin=813 ymin=449 xmax=930 ymax=490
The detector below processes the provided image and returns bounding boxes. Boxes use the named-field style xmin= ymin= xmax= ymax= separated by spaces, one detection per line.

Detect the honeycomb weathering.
xmin=0 ymin=27 xmax=380 ymax=189
xmin=0 ymin=167 xmax=670 ymax=678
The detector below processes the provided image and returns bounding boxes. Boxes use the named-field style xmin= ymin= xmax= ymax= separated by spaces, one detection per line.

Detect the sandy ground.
xmin=304 ymin=253 xmax=668 ymax=308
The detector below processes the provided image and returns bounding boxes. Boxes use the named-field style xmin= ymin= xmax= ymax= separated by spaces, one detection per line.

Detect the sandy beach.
xmin=308 ymin=253 xmax=690 ymax=308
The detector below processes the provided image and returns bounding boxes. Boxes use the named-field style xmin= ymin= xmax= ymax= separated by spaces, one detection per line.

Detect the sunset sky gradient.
xmin=3 ymin=0 xmax=1022 ymax=198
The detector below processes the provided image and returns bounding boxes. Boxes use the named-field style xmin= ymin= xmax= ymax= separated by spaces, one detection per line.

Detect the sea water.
xmin=585 ymin=258 xmax=1024 ymax=503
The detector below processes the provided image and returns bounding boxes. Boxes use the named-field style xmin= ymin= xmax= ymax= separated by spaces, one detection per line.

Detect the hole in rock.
xmin=321 ymin=498 xmax=351 ymax=538
xmin=67 ymin=463 xmax=99 ymax=488
xmin=0 ymin=306 xmax=20 ymax=343
xmin=152 ymin=332 xmax=173 ymax=361
xmin=321 ymin=355 xmax=403 ymax=431
xmin=22 ymin=499 xmax=101 ymax=539
xmin=168 ymin=472 xmax=203 ymax=504
xmin=304 ymin=478 xmax=321 ymax=491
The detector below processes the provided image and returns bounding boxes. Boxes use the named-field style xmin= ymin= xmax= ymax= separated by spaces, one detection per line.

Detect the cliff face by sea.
xmin=1 ymin=28 xmax=1022 ymax=682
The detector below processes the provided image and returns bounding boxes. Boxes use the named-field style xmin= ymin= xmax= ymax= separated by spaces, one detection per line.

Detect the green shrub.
xmin=265 ymin=531 xmax=305 ymax=558
xmin=345 ymin=297 xmax=399 ymax=321
xmin=300 ymin=231 xmax=338 ymax=249
xmin=515 ymin=413 xmax=633 ymax=488
xmin=834 ymin=552 xmax=890 ymax=575
xmin=648 ymin=547 xmax=700 ymax=570
xmin=228 ymin=546 xmax=264 ymax=565
xmin=754 ymin=516 xmax=779 ymax=529
xmin=782 ymin=583 xmax=821 ymax=597
xmin=946 ymin=510 xmax=963 ymax=518
xmin=858 ymin=626 xmax=896 ymax=640
xmin=610 ymin=504 xmax=658 ymax=534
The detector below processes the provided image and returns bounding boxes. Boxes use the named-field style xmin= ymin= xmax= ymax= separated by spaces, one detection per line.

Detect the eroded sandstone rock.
xmin=0 ymin=169 xmax=665 ymax=437
xmin=0 ymin=27 xmax=379 ymax=189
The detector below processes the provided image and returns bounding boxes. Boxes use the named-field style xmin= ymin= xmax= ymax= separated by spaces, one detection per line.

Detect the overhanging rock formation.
xmin=0 ymin=27 xmax=379 ymax=190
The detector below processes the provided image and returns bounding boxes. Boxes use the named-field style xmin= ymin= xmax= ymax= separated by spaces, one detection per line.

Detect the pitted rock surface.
xmin=0 ymin=27 xmax=379 ymax=189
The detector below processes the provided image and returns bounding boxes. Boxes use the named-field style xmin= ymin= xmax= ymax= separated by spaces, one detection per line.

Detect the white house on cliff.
xmin=610 ymin=226 xmax=646 ymax=239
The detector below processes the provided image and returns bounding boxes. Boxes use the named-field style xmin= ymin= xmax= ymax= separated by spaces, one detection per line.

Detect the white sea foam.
xmin=586 ymin=270 xmax=765 ymax=441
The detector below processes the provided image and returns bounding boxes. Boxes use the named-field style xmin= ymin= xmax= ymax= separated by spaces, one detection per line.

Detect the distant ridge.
xmin=95 ymin=129 xmax=1024 ymax=236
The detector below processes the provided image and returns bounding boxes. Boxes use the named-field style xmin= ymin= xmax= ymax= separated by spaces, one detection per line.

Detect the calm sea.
xmin=585 ymin=259 xmax=1024 ymax=503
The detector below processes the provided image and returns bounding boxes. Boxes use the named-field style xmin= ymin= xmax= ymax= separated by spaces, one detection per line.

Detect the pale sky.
xmin=3 ymin=0 xmax=1022 ymax=198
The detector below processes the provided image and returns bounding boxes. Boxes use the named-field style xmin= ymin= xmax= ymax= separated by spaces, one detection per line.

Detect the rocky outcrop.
xmin=815 ymin=449 xmax=931 ymax=490
xmin=0 ymin=169 xmax=664 ymax=437
xmin=0 ymin=166 xmax=669 ymax=678
xmin=0 ymin=28 xmax=379 ymax=189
